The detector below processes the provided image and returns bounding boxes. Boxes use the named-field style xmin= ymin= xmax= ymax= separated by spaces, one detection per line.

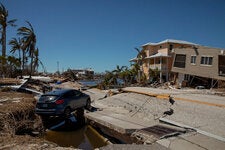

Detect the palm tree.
xmin=9 ymin=37 xmax=22 ymax=66
xmin=7 ymin=55 xmax=20 ymax=77
xmin=119 ymin=67 xmax=132 ymax=86
xmin=17 ymin=21 xmax=36 ymax=78
xmin=0 ymin=3 xmax=17 ymax=56
xmin=33 ymin=48 xmax=45 ymax=73
xmin=0 ymin=3 xmax=16 ymax=76
xmin=103 ymin=71 xmax=117 ymax=86
xmin=33 ymin=48 xmax=39 ymax=73
xmin=9 ymin=37 xmax=23 ymax=77
xmin=135 ymin=47 xmax=147 ymax=83
xmin=0 ymin=55 xmax=6 ymax=77
xmin=112 ymin=65 xmax=127 ymax=76
xmin=112 ymin=65 xmax=127 ymax=85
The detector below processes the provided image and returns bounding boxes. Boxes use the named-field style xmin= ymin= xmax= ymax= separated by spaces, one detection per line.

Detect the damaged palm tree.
xmin=33 ymin=48 xmax=46 ymax=73
xmin=0 ymin=3 xmax=17 ymax=77
xmin=135 ymin=47 xmax=147 ymax=84
xmin=17 ymin=21 xmax=37 ymax=78
xmin=9 ymin=37 xmax=23 ymax=77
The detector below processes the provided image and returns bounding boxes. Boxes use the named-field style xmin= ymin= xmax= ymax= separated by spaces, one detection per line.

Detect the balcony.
xmin=149 ymin=64 xmax=168 ymax=71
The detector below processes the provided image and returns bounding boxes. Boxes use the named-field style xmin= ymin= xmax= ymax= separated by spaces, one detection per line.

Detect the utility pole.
xmin=57 ymin=61 xmax=59 ymax=75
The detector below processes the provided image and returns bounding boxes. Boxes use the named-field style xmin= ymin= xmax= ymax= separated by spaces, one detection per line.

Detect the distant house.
xmin=130 ymin=39 xmax=197 ymax=83
xmin=71 ymin=68 xmax=94 ymax=79
xmin=172 ymin=46 xmax=225 ymax=88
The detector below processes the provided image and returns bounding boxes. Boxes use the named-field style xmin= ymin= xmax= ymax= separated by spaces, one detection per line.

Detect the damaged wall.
xmin=172 ymin=46 xmax=225 ymax=87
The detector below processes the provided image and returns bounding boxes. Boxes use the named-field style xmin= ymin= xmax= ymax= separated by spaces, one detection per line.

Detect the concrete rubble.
xmin=84 ymin=87 xmax=225 ymax=149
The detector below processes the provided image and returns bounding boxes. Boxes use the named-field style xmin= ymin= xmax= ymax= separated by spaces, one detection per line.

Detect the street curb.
xmin=122 ymin=88 xmax=225 ymax=108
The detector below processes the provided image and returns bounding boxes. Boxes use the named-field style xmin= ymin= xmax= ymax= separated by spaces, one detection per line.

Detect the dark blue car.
xmin=35 ymin=89 xmax=91 ymax=117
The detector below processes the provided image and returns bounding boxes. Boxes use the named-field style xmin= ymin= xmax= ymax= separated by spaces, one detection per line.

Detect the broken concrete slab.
xmin=85 ymin=110 xmax=158 ymax=134
xmin=85 ymin=109 xmax=187 ymax=144
xmin=158 ymin=132 xmax=225 ymax=150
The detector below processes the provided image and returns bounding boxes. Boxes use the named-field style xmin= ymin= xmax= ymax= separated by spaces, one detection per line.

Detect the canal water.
xmin=43 ymin=115 xmax=108 ymax=149
xmin=45 ymin=126 xmax=92 ymax=149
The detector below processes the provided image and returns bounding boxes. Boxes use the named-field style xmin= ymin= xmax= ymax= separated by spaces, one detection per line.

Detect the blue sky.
xmin=2 ymin=0 xmax=225 ymax=73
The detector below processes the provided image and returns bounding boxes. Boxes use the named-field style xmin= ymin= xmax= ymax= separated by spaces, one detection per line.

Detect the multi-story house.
xmin=172 ymin=46 xmax=225 ymax=88
xmin=130 ymin=39 xmax=225 ymax=88
xmin=130 ymin=39 xmax=197 ymax=83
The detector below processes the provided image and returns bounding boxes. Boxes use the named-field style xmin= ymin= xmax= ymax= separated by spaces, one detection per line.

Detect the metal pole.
xmin=57 ymin=61 xmax=59 ymax=75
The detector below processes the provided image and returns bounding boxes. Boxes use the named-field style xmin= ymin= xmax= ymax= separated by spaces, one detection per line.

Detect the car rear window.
xmin=39 ymin=95 xmax=58 ymax=102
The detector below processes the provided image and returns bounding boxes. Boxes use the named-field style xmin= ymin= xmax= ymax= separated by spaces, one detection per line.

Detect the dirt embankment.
xmin=0 ymin=90 xmax=69 ymax=149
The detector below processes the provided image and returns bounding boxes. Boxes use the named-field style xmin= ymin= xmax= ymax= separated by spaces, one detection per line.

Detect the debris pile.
xmin=0 ymin=91 xmax=42 ymax=136
xmin=0 ymin=78 xmax=21 ymax=86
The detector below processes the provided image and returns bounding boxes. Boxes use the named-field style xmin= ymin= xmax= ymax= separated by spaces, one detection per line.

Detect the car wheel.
xmin=64 ymin=107 xmax=71 ymax=118
xmin=85 ymin=99 xmax=91 ymax=110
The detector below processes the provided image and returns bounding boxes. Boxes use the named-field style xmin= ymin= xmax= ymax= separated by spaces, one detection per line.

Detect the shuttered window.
xmin=174 ymin=54 xmax=186 ymax=68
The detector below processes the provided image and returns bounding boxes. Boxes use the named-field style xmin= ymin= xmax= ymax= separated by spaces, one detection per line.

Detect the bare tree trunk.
xmin=29 ymin=49 xmax=34 ymax=78
xmin=22 ymin=49 xmax=26 ymax=77
xmin=1 ymin=26 xmax=7 ymax=77
xmin=2 ymin=26 xmax=6 ymax=57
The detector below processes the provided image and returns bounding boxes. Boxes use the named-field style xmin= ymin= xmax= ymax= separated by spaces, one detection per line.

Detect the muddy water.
xmin=42 ymin=110 xmax=109 ymax=149
xmin=44 ymin=125 xmax=108 ymax=149
xmin=45 ymin=126 xmax=90 ymax=149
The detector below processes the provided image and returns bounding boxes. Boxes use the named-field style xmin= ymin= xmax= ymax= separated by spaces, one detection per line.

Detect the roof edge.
xmin=142 ymin=39 xmax=199 ymax=47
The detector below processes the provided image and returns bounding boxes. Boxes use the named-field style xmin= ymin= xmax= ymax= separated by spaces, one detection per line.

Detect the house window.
xmin=200 ymin=56 xmax=213 ymax=65
xmin=169 ymin=44 xmax=173 ymax=51
xmin=174 ymin=54 xmax=186 ymax=68
xmin=191 ymin=55 xmax=196 ymax=64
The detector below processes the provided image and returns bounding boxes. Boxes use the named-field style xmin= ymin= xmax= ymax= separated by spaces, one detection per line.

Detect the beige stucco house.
xmin=130 ymin=39 xmax=225 ymax=88
xmin=130 ymin=39 xmax=197 ymax=83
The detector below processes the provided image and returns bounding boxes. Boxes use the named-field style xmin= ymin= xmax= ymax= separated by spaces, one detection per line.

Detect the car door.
xmin=62 ymin=91 xmax=75 ymax=109
xmin=73 ymin=90 xmax=86 ymax=108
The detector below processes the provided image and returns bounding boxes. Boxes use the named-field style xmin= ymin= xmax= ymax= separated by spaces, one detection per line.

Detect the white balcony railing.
xmin=149 ymin=64 xmax=168 ymax=71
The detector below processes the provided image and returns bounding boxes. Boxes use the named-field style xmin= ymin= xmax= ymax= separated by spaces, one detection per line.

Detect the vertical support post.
xmin=166 ymin=57 xmax=169 ymax=82
xmin=154 ymin=58 xmax=156 ymax=69
xmin=211 ymin=79 xmax=214 ymax=89
xmin=160 ymin=57 xmax=162 ymax=83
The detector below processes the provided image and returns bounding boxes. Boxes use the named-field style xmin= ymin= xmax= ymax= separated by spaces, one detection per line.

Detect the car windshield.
xmin=39 ymin=95 xmax=58 ymax=102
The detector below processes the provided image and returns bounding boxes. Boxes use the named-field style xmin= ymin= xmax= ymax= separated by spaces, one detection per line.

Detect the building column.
xmin=154 ymin=58 xmax=156 ymax=69
xmin=166 ymin=57 xmax=169 ymax=82
xmin=160 ymin=57 xmax=162 ymax=83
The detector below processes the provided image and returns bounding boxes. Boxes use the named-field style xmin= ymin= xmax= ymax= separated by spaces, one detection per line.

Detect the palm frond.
xmin=0 ymin=3 xmax=8 ymax=17
xmin=135 ymin=47 xmax=141 ymax=53
xmin=25 ymin=21 xmax=34 ymax=32
xmin=9 ymin=37 xmax=21 ymax=54
xmin=7 ymin=19 xmax=17 ymax=27
xmin=17 ymin=27 xmax=32 ymax=35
